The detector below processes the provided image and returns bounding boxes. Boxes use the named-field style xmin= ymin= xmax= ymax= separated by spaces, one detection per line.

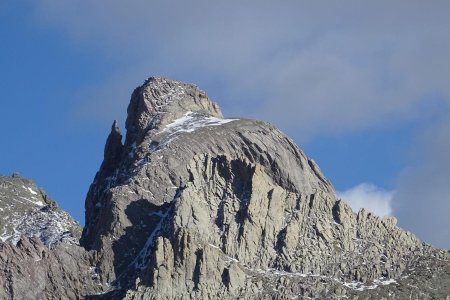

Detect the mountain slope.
xmin=0 ymin=175 xmax=80 ymax=247
xmin=0 ymin=77 xmax=449 ymax=299
xmin=81 ymin=77 xmax=450 ymax=299
xmin=0 ymin=175 xmax=105 ymax=299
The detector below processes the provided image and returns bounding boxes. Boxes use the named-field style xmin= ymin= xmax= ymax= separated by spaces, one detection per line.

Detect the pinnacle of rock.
xmin=112 ymin=119 xmax=121 ymax=134
xmin=101 ymin=119 xmax=123 ymax=172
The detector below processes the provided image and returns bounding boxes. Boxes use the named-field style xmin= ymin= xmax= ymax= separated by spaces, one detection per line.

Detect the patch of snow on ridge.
xmin=205 ymin=242 xmax=398 ymax=293
xmin=0 ymin=206 xmax=79 ymax=247
xmin=343 ymin=277 xmax=398 ymax=291
xmin=163 ymin=111 xmax=238 ymax=134
xmin=17 ymin=196 xmax=44 ymax=207
xmin=27 ymin=187 xmax=38 ymax=195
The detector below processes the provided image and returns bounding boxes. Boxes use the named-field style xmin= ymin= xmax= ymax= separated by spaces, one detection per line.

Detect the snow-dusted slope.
xmin=0 ymin=175 xmax=80 ymax=248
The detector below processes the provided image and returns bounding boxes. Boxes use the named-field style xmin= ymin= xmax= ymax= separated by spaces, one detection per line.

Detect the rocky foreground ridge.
xmin=1 ymin=77 xmax=449 ymax=299
xmin=0 ymin=175 xmax=80 ymax=247
xmin=0 ymin=175 xmax=105 ymax=298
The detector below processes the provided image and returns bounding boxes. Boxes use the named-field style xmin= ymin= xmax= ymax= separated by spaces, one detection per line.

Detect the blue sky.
xmin=1 ymin=1 xmax=450 ymax=249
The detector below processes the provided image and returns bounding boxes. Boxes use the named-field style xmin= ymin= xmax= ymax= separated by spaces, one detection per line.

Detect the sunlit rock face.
xmin=80 ymin=77 xmax=450 ymax=299
xmin=1 ymin=77 xmax=449 ymax=299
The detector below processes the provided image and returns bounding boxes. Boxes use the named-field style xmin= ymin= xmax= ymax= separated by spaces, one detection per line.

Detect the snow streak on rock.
xmin=163 ymin=111 xmax=238 ymax=134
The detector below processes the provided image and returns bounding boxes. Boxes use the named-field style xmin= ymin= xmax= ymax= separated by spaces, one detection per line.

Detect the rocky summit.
xmin=0 ymin=77 xmax=449 ymax=299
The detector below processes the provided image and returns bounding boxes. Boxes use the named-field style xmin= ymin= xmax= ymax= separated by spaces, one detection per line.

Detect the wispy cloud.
xmin=337 ymin=183 xmax=394 ymax=217
xmin=32 ymin=1 xmax=450 ymax=139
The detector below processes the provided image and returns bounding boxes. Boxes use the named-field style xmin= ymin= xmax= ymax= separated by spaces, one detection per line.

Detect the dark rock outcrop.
xmin=104 ymin=120 xmax=124 ymax=173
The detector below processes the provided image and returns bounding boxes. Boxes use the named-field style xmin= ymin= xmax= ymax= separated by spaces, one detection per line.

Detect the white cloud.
xmin=337 ymin=183 xmax=394 ymax=217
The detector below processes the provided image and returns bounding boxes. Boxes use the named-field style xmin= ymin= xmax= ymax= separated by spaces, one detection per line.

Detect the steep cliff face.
xmin=0 ymin=77 xmax=449 ymax=299
xmin=81 ymin=77 xmax=449 ymax=299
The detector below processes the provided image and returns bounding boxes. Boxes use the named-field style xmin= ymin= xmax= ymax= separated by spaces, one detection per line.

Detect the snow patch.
xmin=343 ymin=277 xmax=398 ymax=291
xmin=243 ymin=264 xmax=398 ymax=293
xmin=27 ymin=187 xmax=38 ymax=195
xmin=17 ymin=196 xmax=44 ymax=207
xmin=0 ymin=206 xmax=79 ymax=247
xmin=163 ymin=112 xmax=238 ymax=134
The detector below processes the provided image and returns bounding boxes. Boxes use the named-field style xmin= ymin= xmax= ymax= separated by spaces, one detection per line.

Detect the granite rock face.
xmin=1 ymin=77 xmax=449 ymax=299
xmin=81 ymin=77 xmax=450 ymax=299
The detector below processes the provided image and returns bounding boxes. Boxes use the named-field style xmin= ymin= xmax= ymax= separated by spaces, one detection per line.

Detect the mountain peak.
xmin=1 ymin=77 xmax=449 ymax=299
xmin=124 ymin=76 xmax=222 ymax=147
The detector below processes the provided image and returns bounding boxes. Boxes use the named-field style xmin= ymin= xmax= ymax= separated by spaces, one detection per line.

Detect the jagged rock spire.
xmin=101 ymin=120 xmax=124 ymax=173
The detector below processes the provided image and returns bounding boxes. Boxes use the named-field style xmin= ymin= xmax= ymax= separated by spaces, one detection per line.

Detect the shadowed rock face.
xmin=1 ymin=77 xmax=449 ymax=299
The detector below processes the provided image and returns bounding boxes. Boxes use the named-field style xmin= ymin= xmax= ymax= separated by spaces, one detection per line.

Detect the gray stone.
xmin=0 ymin=176 xmax=105 ymax=299
xmin=0 ymin=175 xmax=80 ymax=247
xmin=1 ymin=76 xmax=449 ymax=299
xmin=82 ymin=77 xmax=450 ymax=299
